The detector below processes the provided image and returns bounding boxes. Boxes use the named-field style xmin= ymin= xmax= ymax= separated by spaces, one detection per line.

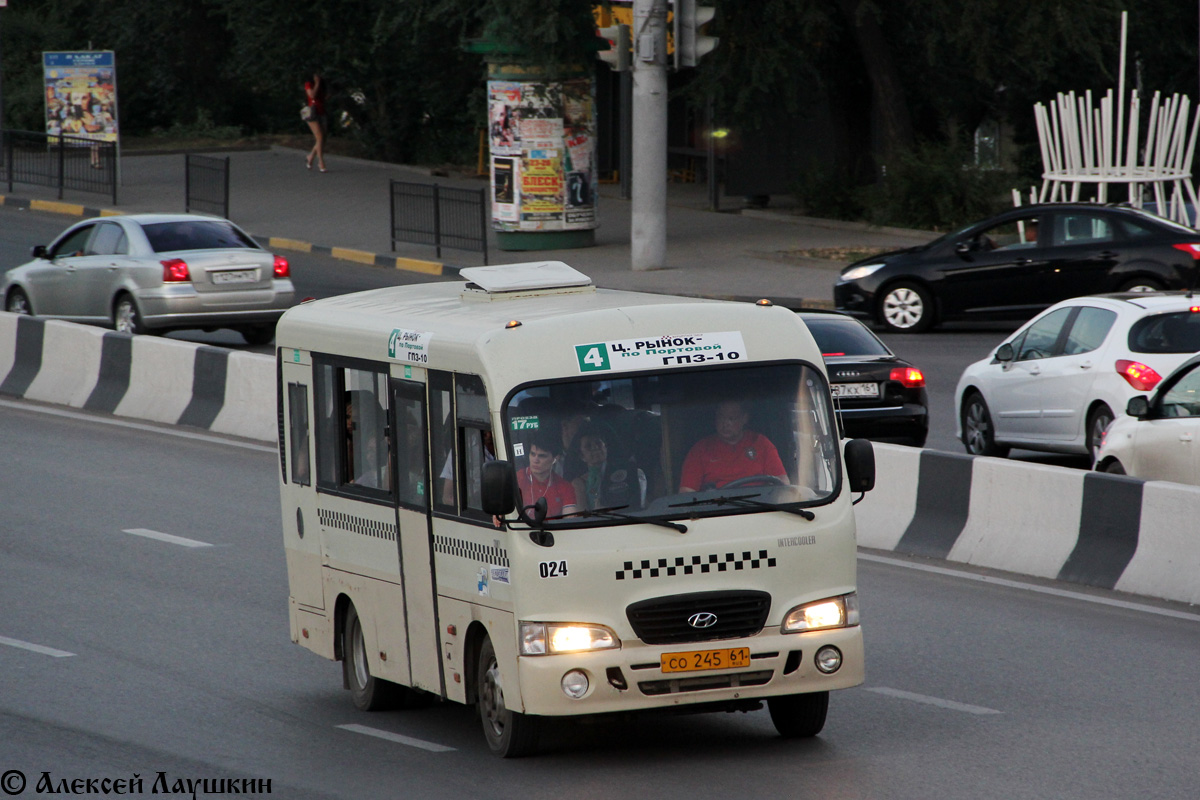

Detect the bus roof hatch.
xmin=460 ymin=261 xmax=595 ymax=300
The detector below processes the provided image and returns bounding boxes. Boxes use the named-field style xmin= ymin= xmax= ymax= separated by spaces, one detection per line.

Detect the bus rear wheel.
xmin=344 ymin=603 xmax=401 ymax=711
xmin=477 ymin=636 xmax=539 ymax=757
xmin=768 ymin=691 xmax=829 ymax=738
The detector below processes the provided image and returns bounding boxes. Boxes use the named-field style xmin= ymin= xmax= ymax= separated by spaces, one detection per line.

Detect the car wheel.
xmin=5 ymin=288 xmax=32 ymax=315
xmin=1086 ymin=404 xmax=1114 ymax=464
xmin=477 ymin=636 xmax=539 ymax=758
xmin=768 ymin=691 xmax=829 ymax=738
xmin=878 ymin=282 xmax=935 ymax=333
xmin=1100 ymin=459 xmax=1126 ymax=475
xmin=343 ymin=603 xmax=403 ymax=711
xmin=240 ymin=325 xmax=275 ymax=347
xmin=961 ymin=393 xmax=1010 ymax=458
xmin=113 ymin=294 xmax=146 ymax=335
xmin=1118 ymin=277 xmax=1163 ymax=293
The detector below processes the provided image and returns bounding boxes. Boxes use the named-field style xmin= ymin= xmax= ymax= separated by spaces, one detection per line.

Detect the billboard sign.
xmin=43 ymin=51 xmax=119 ymax=143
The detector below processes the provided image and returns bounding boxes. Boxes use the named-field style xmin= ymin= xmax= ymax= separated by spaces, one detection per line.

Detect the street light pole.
xmin=631 ymin=0 xmax=667 ymax=271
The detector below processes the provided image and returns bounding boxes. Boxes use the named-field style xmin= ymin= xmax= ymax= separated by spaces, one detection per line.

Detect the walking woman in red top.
xmin=303 ymin=72 xmax=328 ymax=172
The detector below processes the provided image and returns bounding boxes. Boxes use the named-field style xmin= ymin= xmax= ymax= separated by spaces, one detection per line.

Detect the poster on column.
xmin=43 ymin=51 xmax=119 ymax=143
xmin=486 ymin=77 xmax=596 ymax=232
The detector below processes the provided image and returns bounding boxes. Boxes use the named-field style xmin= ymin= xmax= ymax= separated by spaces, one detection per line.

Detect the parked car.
xmin=1095 ymin=354 xmax=1200 ymax=485
xmin=835 ymin=203 xmax=1200 ymax=333
xmin=954 ymin=293 xmax=1200 ymax=462
xmin=2 ymin=213 xmax=295 ymax=345
xmin=798 ymin=309 xmax=929 ymax=446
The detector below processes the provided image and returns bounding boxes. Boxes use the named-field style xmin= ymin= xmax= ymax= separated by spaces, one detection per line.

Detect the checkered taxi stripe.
xmin=615 ymin=550 xmax=777 ymax=580
xmin=434 ymin=535 xmax=510 ymax=567
xmin=317 ymin=509 xmax=397 ymax=542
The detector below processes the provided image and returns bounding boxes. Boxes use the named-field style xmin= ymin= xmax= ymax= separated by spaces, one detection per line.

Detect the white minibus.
xmin=276 ymin=262 xmax=874 ymax=757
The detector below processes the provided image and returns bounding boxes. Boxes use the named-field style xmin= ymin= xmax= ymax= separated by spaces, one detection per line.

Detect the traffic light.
xmin=597 ymin=23 xmax=632 ymax=72
xmin=673 ymin=0 xmax=717 ymax=69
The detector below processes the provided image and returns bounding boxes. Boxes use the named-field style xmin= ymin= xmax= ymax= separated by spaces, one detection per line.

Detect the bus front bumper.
xmin=515 ymin=625 xmax=864 ymax=717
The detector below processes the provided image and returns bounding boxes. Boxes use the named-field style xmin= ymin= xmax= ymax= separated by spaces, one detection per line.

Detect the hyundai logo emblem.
xmin=688 ymin=612 xmax=718 ymax=629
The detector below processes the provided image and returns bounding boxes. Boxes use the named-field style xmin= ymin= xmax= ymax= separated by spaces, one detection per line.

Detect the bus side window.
xmin=430 ymin=371 xmax=456 ymax=514
xmin=461 ymin=426 xmax=495 ymax=514
xmin=287 ymin=382 xmax=311 ymax=486
xmin=313 ymin=359 xmax=392 ymax=498
xmin=315 ymin=363 xmax=340 ymax=488
xmin=454 ymin=375 xmax=492 ymax=521
xmin=394 ymin=394 xmax=427 ymax=509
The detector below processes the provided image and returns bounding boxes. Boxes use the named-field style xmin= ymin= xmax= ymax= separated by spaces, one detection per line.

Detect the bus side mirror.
xmin=844 ymin=438 xmax=875 ymax=493
xmin=1126 ymin=395 xmax=1150 ymax=419
xmin=481 ymin=460 xmax=517 ymax=516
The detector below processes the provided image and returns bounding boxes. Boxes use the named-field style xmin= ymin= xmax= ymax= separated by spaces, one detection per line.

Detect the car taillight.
xmin=273 ymin=255 xmax=290 ymax=278
xmin=161 ymin=258 xmax=190 ymax=282
xmin=889 ymin=366 xmax=925 ymax=388
xmin=1171 ymin=243 xmax=1200 ymax=259
xmin=1115 ymin=359 xmax=1163 ymax=391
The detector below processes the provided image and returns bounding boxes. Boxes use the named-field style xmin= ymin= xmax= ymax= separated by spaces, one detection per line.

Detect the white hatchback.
xmin=1096 ymin=354 xmax=1200 ymax=484
xmin=954 ymin=293 xmax=1200 ymax=461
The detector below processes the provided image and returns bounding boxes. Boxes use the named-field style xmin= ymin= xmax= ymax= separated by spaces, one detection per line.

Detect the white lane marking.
xmin=0 ymin=635 xmax=76 ymax=658
xmin=866 ymin=687 xmax=1002 ymax=715
xmin=120 ymin=528 xmax=213 ymax=549
xmin=859 ymin=552 xmax=1200 ymax=624
xmin=0 ymin=398 xmax=276 ymax=453
xmin=336 ymin=723 xmax=456 ymax=753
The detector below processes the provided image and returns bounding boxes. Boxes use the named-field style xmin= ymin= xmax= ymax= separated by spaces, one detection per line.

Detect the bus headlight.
xmin=781 ymin=593 xmax=859 ymax=634
xmin=519 ymin=622 xmax=620 ymax=655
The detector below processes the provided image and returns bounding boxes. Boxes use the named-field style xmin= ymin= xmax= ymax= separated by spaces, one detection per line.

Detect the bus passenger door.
xmin=390 ymin=376 xmax=443 ymax=696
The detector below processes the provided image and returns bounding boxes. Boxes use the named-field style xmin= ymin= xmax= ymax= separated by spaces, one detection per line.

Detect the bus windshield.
xmin=503 ymin=362 xmax=840 ymax=527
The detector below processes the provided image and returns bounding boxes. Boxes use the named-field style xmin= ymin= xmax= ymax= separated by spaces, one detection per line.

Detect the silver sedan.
xmin=2 ymin=213 xmax=295 ymax=345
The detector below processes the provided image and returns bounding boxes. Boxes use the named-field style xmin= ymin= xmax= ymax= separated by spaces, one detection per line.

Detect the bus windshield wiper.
xmin=568 ymin=504 xmax=688 ymax=533
xmin=669 ymin=493 xmax=815 ymax=521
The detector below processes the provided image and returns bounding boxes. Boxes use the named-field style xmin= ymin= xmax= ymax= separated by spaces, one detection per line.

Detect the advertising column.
xmin=487 ymin=65 xmax=597 ymax=251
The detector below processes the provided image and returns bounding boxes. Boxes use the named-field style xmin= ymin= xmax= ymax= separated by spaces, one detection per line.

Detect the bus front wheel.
xmin=477 ymin=636 xmax=539 ymax=757
xmin=768 ymin=691 xmax=829 ymax=738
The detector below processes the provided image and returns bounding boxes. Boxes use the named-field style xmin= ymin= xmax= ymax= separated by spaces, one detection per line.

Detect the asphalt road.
xmin=0 ymin=206 xmax=1086 ymax=467
xmin=3 ymin=400 xmax=1198 ymax=798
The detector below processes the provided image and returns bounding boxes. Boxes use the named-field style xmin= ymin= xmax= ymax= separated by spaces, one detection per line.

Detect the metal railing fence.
xmin=185 ymin=154 xmax=230 ymax=218
xmin=389 ymin=180 xmax=488 ymax=264
xmin=1 ymin=129 xmax=117 ymax=205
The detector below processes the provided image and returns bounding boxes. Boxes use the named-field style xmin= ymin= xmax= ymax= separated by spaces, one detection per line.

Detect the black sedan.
xmin=798 ymin=310 xmax=928 ymax=446
xmin=834 ymin=203 xmax=1200 ymax=333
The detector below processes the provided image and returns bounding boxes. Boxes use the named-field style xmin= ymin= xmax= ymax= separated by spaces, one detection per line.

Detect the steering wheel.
xmin=720 ymin=474 xmax=787 ymax=489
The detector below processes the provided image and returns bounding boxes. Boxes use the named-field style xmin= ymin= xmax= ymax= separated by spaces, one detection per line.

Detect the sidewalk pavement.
xmin=0 ymin=144 xmax=937 ymax=308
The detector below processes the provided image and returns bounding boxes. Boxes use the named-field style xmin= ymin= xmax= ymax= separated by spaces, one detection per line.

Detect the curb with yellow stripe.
xmin=0 ymin=193 xmax=454 ymax=277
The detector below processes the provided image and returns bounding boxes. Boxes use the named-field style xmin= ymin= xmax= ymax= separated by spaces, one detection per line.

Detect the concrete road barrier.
xmin=4 ymin=312 xmax=1199 ymax=607
xmin=858 ymin=444 xmax=1200 ymax=607
xmin=0 ymin=312 xmax=275 ymax=442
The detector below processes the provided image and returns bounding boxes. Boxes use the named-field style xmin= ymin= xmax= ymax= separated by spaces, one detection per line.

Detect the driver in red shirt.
xmin=679 ymin=401 xmax=787 ymax=493
xmin=517 ymin=431 xmax=579 ymax=519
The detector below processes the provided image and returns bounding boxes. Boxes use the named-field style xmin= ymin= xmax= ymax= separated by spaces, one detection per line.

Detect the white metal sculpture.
xmin=1031 ymin=12 xmax=1200 ymax=226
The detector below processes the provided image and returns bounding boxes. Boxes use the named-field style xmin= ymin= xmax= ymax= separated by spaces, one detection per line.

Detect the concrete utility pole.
xmin=631 ymin=0 xmax=668 ymax=271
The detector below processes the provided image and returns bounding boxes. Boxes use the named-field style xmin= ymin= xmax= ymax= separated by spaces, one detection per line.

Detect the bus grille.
xmin=627 ymin=590 xmax=771 ymax=645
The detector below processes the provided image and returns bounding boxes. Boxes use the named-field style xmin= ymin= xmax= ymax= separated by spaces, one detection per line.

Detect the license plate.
xmin=661 ymin=647 xmax=751 ymax=673
xmin=832 ymin=382 xmax=879 ymax=398
xmin=212 ymin=269 xmax=257 ymax=285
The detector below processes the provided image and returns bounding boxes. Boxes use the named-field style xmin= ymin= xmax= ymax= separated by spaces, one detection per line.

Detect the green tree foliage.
xmin=1 ymin=0 xmax=1195 ymax=218
xmin=471 ymin=0 xmax=601 ymax=71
